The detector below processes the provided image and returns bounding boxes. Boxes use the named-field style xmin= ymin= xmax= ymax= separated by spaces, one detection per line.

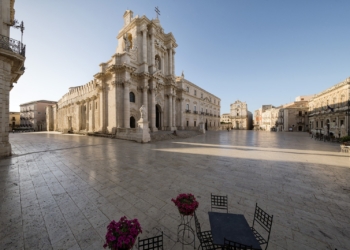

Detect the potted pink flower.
xmin=103 ymin=216 xmax=142 ymax=250
xmin=171 ymin=193 xmax=199 ymax=216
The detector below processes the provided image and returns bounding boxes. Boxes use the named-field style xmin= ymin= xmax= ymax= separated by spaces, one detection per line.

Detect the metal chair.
xmin=224 ymin=238 xmax=253 ymax=250
xmin=194 ymin=212 xmax=221 ymax=250
xmin=211 ymin=193 xmax=228 ymax=213
xmin=250 ymin=203 xmax=273 ymax=250
xmin=138 ymin=232 xmax=163 ymax=250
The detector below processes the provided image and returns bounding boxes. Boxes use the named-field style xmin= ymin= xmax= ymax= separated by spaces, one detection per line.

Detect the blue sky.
xmin=10 ymin=0 xmax=350 ymax=114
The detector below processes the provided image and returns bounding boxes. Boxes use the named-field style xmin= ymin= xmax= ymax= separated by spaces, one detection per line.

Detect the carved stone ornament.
xmin=156 ymin=94 xmax=164 ymax=107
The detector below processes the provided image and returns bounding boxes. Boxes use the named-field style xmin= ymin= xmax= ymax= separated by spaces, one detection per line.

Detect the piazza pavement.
xmin=0 ymin=130 xmax=349 ymax=250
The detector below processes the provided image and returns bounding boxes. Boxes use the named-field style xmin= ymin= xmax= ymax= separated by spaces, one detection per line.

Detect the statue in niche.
xmin=123 ymin=34 xmax=131 ymax=52
xmin=139 ymin=105 xmax=147 ymax=120
xmin=155 ymin=57 xmax=160 ymax=69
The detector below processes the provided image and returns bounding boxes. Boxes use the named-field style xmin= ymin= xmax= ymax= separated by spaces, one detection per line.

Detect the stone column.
xmin=168 ymin=94 xmax=172 ymax=128
xmin=150 ymin=85 xmax=157 ymax=131
xmin=86 ymin=98 xmax=90 ymax=131
xmin=91 ymin=97 xmax=95 ymax=131
xmin=99 ymin=85 xmax=105 ymax=133
xmin=124 ymin=81 xmax=130 ymax=128
xmin=172 ymin=95 xmax=176 ymax=129
xmin=76 ymin=102 xmax=81 ymax=131
xmin=168 ymin=46 xmax=172 ymax=76
xmin=172 ymin=49 xmax=175 ymax=75
xmin=162 ymin=52 xmax=165 ymax=75
xmin=142 ymin=29 xmax=148 ymax=63
xmin=150 ymin=28 xmax=155 ymax=73
xmin=179 ymin=98 xmax=184 ymax=129
xmin=0 ymin=58 xmax=12 ymax=157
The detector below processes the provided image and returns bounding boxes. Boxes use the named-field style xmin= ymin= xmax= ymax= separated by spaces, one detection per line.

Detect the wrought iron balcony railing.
xmin=0 ymin=34 xmax=26 ymax=57
xmin=193 ymin=111 xmax=198 ymax=114
xmin=185 ymin=109 xmax=191 ymax=113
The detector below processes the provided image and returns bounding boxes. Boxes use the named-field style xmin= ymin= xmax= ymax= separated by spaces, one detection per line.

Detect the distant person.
xmin=173 ymin=130 xmax=177 ymax=136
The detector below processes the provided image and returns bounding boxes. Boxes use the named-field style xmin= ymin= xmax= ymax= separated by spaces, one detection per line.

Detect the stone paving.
xmin=0 ymin=130 xmax=349 ymax=250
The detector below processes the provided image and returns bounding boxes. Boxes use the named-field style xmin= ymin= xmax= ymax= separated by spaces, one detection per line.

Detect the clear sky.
xmin=9 ymin=0 xmax=350 ymax=114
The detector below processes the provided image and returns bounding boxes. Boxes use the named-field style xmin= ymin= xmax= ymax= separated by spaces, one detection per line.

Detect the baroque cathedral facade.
xmin=47 ymin=10 xmax=221 ymax=135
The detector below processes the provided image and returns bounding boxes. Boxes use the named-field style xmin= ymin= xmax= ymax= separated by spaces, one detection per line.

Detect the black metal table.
xmin=208 ymin=212 xmax=262 ymax=249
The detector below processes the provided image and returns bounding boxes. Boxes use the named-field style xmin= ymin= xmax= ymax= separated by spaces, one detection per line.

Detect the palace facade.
xmin=47 ymin=10 xmax=220 ymax=136
xmin=308 ymin=77 xmax=350 ymax=137
xmin=0 ymin=0 xmax=26 ymax=157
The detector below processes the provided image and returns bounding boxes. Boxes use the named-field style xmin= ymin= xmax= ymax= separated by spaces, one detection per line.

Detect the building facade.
xmin=20 ymin=100 xmax=57 ymax=131
xmin=0 ymin=0 xmax=26 ymax=157
xmin=229 ymin=100 xmax=252 ymax=130
xmin=253 ymin=105 xmax=275 ymax=130
xmin=308 ymin=77 xmax=350 ymax=137
xmin=261 ymin=107 xmax=280 ymax=131
xmin=277 ymin=100 xmax=309 ymax=132
xmin=9 ymin=111 xmax=20 ymax=130
xmin=47 ymin=10 xmax=220 ymax=136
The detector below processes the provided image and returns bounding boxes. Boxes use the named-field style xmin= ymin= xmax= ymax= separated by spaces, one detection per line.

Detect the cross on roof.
xmin=155 ymin=6 xmax=160 ymax=19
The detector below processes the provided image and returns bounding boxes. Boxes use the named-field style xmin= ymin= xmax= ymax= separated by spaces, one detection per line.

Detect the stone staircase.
xmin=150 ymin=130 xmax=202 ymax=142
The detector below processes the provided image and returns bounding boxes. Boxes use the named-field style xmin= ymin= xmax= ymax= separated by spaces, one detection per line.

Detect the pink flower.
xmin=172 ymin=193 xmax=199 ymax=216
xmin=103 ymin=216 xmax=142 ymax=249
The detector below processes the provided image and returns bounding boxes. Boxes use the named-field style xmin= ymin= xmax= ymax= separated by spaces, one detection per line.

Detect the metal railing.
xmin=193 ymin=111 xmax=198 ymax=114
xmin=185 ymin=109 xmax=191 ymax=113
xmin=0 ymin=34 xmax=26 ymax=57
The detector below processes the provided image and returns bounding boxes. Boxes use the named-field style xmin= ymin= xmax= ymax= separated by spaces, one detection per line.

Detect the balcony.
xmin=201 ymin=112 xmax=205 ymax=115
xmin=185 ymin=109 xmax=191 ymax=113
xmin=193 ymin=111 xmax=198 ymax=114
xmin=0 ymin=34 xmax=26 ymax=57
xmin=206 ymin=113 xmax=209 ymax=116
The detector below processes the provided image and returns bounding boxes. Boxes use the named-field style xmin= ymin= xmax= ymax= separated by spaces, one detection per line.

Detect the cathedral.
xmin=47 ymin=10 xmax=221 ymax=139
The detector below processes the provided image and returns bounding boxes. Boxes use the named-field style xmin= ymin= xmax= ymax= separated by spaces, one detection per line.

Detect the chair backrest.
xmin=193 ymin=212 xmax=202 ymax=235
xmin=211 ymin=193 xmax=228 ymax=213
xmin=224 ymin=238 xmax=253 ymax=250
xmin=138 ymin=232 xmax=163 ymax=250
xmin=252 ymin=203 xmax=273 ymax=247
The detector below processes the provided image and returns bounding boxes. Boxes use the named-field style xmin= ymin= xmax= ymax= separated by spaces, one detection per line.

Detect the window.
xmin=186 ymin=104 xmax=189 ymax=110
xmin=201 ymin=93 xmax=203 ymax=98
xmin=299 ymin=111 xmax=302 ymax=116
xmin=321 ymin=121 xmax=323 ymax=128
xmin=186 ymin=121 xmax=189 ymax=127
xmin=194 ymin=90 xmax=197 ymax=96
xmin=194 ymin=106 xmax=196 ymax=111
xmin=130 ymin=92 xmax=135 ymax=102
xmin=316 ymin=121 xmax=318 ymax=128
xmin=194 ymin=121 xmax=196 ymax=127
xmin=340 ymin=120 xmax=344 ymax=126
xmin=187 ymin=87 xmax=189 ymax=92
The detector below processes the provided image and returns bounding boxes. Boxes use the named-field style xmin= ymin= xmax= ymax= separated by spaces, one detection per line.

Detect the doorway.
xmin=205 ymin=119 xmax=208 ymax=130
xmin=156 ymin=104 xmax=161 ymax=130
xmin=130 ymin=116 xmax=136 ymax=128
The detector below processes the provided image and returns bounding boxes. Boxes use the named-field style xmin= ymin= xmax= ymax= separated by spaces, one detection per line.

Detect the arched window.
xmin=130 ymin=92 xmax=135 ymax=103
xmin=186 ymin=104 xmax=189 ymax=110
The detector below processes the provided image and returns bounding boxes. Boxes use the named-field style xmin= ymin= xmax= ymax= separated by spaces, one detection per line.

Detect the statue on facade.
xmin=123 ymin=34 xmax=131 ymax=52
xmin=155 ymin=57 xmax=160 ymax=69
xmin=139 ymin=105 xmax=147 ymax=120
xmin=181 ymin=70 xmax=185 ymax=78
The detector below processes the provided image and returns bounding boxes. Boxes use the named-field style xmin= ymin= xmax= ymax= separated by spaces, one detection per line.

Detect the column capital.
xmin=123 ymin=80 xmax=131 ymax=88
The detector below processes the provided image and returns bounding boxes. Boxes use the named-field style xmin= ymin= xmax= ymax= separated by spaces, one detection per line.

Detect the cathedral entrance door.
xmin=156 ymin=105 xmax=161 ymax=130
xmin=205 ymin=119 xmax=208 ymax=130
xmin=236 ymin=121 xmax=239 ymax=129
xmin=130 ymin=116 xmax=136 ymax=128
